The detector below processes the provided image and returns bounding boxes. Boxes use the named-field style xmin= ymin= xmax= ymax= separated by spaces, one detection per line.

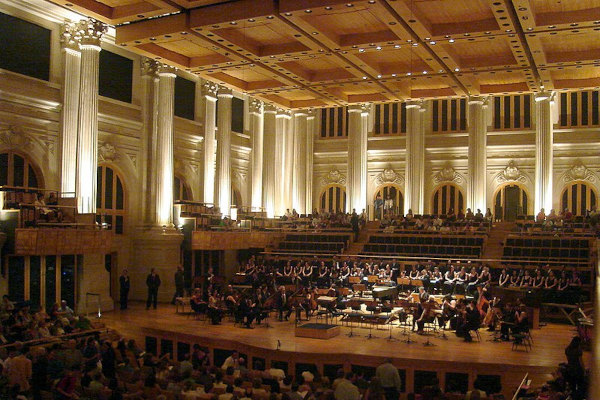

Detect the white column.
xmin=274 ymin=109 xmax=292 ymax=216
xmin=306 ymin=110 xmax=315 ymax=213
xmin=154 ymin=65 xmax=176 ymax=227
xmin=59 ymin=21 xmax=81 ymax=198
xmin=346 ymin=104 xmax=368 ymax=213
xmin=75 ymin=19 xmax=106 ymax=214
xmin=292 ymin=111 xmax=308 ymax=214
xmin=250 ymin=99 xmax=264 ymax=210
xmin=202 ymin=81 xmax=218 ymax=204
xmin=467 ymin=96 xmax=488 ymax=213
xmin=262 ymin=105 xmax=277 ymax=217
xmin=534 ymin=92 xmax=554 ymax=214
xmin=404 ymin=101 xmax=425 ymax=214
xmin=215 ymin=87 xmax=233 ymax=216
xmin=140 ymin=58 xmax=159 ymax=225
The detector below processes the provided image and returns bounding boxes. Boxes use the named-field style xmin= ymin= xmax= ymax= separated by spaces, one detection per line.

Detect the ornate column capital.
xmin=202 ymin=80 xmax=219 ymax=100
xmin=217 ymin=87 xmax=233 ymax=98
xmin=406 ymin=100 xmax=422 ymax=110
xmin=141 ymin=58 xmax=160 ymax=77
xmin=249 ymin=98 xmax=264 ymax=115
xmin=264 ymin=103 xmax=277 ymax=114
xmin=535 ymin=91 xmax=554 ymax=103
xmin=468 ymin=95 xmax=488 ymax=106
xmin=157 ymin=64 xmax=177 ymax=78
xmin=348 ymin=104 xmax=363 ymax=113
xmin=77 ymin=18 xmax=107 ymax=48
xmin=306 ymin=109 xmax=316 ymax=120
xmin=60 ymin=20 xmax=82 ymax=52
xmin=276 ymin=108 xmax=292 ymax=119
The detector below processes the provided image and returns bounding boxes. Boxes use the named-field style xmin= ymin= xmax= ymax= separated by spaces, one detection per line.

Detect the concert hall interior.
xmin=0 ymin=0 xmax=599 ymax=399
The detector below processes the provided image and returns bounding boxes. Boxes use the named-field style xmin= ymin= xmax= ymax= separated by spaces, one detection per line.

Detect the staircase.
xmin=482 ymin=221 xmax=515 ymax=263
xmin=343 ymin=221 xmax=378 ymax=255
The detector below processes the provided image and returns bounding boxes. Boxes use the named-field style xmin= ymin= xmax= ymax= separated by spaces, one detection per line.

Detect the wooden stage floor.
xmin=101 ymin=302 xmax=578 ymax=372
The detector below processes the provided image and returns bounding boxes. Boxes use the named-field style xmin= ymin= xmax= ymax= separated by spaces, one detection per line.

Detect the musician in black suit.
xmin=119 ymin=269 xmax=130 ymax=310
xmin=239 ymin=297 xmax=260 ymax=328
xmin=146 ymin=268 xmax=161 ymax=310
xmin=456 ymin=300 xmax=481 ymax=342
xmin=275 ymin=286 xmax=292 ymax=321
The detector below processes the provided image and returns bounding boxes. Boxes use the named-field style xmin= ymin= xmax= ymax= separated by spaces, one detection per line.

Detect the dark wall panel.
xmin=99 ymin=50 xmax=133 ymax=103
xmin=174 ymin=76 xmax=196 ymax=120
xmin=232 ymin=97 xmax=244 ymax=133
xmin=0 ymin=13 xmax=51 ymax=81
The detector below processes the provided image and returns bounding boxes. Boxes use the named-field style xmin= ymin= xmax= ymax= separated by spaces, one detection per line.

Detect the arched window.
xmin=493 ymin=184 xmax=529 ymax=221
xmin=374 ymin=184 xmax=404 ymax=215
xmin=173 ymin=175 xmax=190 ymax=201
xmin=319 ymin=185 xmax=346 ymax=213
xmin=431 ymin=184 xmax=464 ymax=216
xmin=561 ymin=182 xmax=597 ymax=216
xmin=96 ymin=165 xmax=125 ymax=234
xmin=0 ymin=151 xmax=41 ymax=188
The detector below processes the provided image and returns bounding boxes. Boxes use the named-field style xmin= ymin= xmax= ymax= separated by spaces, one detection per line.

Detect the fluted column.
xmin=202 ymin=81 xmax=218 ymax=204
xmin=346 ymin=104 xmax=368 ymax=213
xmin=534 ymin=92 xmax=554 ymax=214
xmin=262 ymin=105 xmax=277 ymax=217
xmin=75 ymin=19 xmax=106 ymax=214
xmin=275 ymin=109 xmax=292 ymax=216
xmin=404 ymin=101 xmax=425 ymax=214
xmin=154 ymin=65 xmax=176 ymax=227
xmin=305 ymin=110 xmax=315 ymax=213
xmin=59 ymin=21 xmax=81 ymax=198
xmin=140 ymin=59 xmax=159 ymax=224
xmin=215 ymin=88 xmax=233 ymax=216
xmin=292 ymin=111 xmax=308 ymax=214
xmin=467 ymin=96 xmax=488 ymax=213
xmin=250 ymin=99 xmax=264 ymax=210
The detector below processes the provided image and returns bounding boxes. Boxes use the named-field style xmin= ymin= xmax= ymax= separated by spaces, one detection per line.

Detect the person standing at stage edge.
xmin=172 ymin=265 xmax=185 ymax=304
xmin=119 ymin=269 xmax=130 ymax=310
xmin=376 ymin=358 xmax=402 ymax=400
xmin=146 ymin=268 xmax=161 ymax=310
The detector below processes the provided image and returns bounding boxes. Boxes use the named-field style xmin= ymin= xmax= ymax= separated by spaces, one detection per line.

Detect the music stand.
xmin=385 ymin=314 xmax=398 ymax=342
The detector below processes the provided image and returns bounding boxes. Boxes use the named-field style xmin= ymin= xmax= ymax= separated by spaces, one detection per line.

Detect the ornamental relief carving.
xmin=563 ymin=161 xmax=596 ymax=183
xmin=374 ymin=168 xmax=404 ymax=186
xmin=98 ymin=142 xmax=118 ymax=162
xmin=495 ymin=160 xmax=527 ymax=184
xmin=321 ymin=169 xmax=346 ymax=186
xmin=433 ymin=165 xmax=464 ymax=185
xmin=0 ymin=125 xmax=33 ymax=150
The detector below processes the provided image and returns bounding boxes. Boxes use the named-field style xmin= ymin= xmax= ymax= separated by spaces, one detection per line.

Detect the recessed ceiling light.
xmin=325 ymin=6 xmax=332 ymax=10
xmin=230 ymin=21 xmax=237 ymax=25
xmin=505 ymin=29 xmax=512 ymax=32
xmin=429 ymin=41 xmax=436 ymax=45
xmin=394 ymin=44 xmax=401 ymax=48
xmin=392 ymin=73 xmax=396 ymax=77
xmin=376 ymin=46 xmax=382 ymax=50
xmin=362 ymin=76 xmax=367 ymax=79
xmin=454 ymin=68 xmax=460 ymax=72
xmin=346 ymin=3 xmax=354 ymax=7
xmin=422 ymin=71 xmax=427 ymax=74
xmin=412 ymin=43 xmax=418 ymax=47
xmin=266 ymin=15 xmax=274 ymax=19
xmin=406 ymin=72 xmax=412 ymax=76
xmin=425 ymin=37 xmax=431 ymax=40
xmin=359 ymin=48 xmax=365 ymax=52
xmin=449 ymin=39 xmax=455 ymax=43
xmin=305 ymin=9 xmax=312 ymax=13
xmin=377 ymin=74 xmax=382 ymax=78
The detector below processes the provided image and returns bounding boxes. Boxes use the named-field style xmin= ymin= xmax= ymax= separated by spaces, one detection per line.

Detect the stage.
xmin=100 ymin=302 xmax=586 ymax=397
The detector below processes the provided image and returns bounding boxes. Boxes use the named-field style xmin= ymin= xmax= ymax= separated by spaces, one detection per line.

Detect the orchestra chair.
xmin=512 ymin=333 xmax=532 ymax=352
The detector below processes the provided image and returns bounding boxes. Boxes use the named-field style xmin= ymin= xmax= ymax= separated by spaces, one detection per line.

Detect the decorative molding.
xmin=321 ymin=169 xmax=346 ymax=186
xmin=496 ymin=160 xmax=527 ymax=184
xmin=202 ymin=80 xmax=219 ymax=98
xmin=375 ymin=168 xmax=404 ymax=186
xmin=77 ymin=18 xmax=107 ymax=47
xmin=141 ymin=58 xmax=160 ymax=77
xmin=563 ymin=161 xmax=596 ymax=183
xmin=0 ymin=125 xmax=33 ymax=150
xmin=98 ymin=141 xmax=118 ymax=162
xmin=433 ymin=165 xmax=464 ymax=185
xmin=125 ymin=153 xmax=137 ymax=168
xmin=249 ymin=98 xmax=263 ymax=114
xmin=60 ymin=20 xmax=81 ymax=51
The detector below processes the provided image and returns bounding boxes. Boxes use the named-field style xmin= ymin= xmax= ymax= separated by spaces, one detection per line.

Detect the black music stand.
xmin=365 ymin=316 xmax=379 ymax=340
xmin=385 ymin=315 xmax=398 ymax=342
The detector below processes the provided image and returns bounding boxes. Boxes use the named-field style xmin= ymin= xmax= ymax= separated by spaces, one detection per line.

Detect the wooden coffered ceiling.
xmin=49 ymin=0 xmax=600 ymax=109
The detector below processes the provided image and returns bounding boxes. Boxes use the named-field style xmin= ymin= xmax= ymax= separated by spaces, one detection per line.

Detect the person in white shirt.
xmin=221 ymin=351 xmax=239 ymax=370
xmin=334 ymin=372 xmax=360 ymax=400
xmin=376 ymin=359 xmax=402 ymax=400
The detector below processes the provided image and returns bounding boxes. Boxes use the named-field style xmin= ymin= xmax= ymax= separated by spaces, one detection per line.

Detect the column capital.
xmin=60 ymin=20 xmax=81 ymax=52
xmin=217 ymin=87 xmax=233 ymax=98
xmin=77 ymin=18 xmax=107 ymax=48
xmin=264 ymin=103 xmax=278 ymax=114
xmin=202 ymin=80 xmax=219 ymax=100
xmin=276 ymin=108 xmax=292 ymax=119
xmin=157 ymin=64 xmax=177 ymax=78
xmin=535 ymin=91 xmax=554 ymax=102
xmin=294 ymin=109 xmax=308 ymax=117
xmin=306 ymin=109 xmax=316 ymax=120
xmin=249 ymin=98 xmax=263 ymax=115
xmin=348 ymin=104 xmax=363 ymax=113
xmin=141 ymin=58 xmax=160 ymax=77
xmin=406 ymin=100 xmax=422 ymax=110
xmin=468 ymin=95 xmax=488 ymax=106
xmin=360 ymin=103 xmax=371 ymax=116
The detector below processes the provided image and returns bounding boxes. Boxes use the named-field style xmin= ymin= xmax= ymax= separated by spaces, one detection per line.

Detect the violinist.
xmin=456 ymin=300 xmax=480 ymax=342
xmin=500 ymin=303 xmax=528 ymax=341
xmin=416 ymin=296 xmax=439 ymax=334
xmin=239 ymin=296 xmax=260 ymax=329
xmin=276 ymin=286 xmax=292 ymax=321
xmin=439 ymin=295 xmax=456 ymax=330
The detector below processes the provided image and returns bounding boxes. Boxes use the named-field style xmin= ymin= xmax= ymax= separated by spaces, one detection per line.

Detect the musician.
xmin=416 ymin=296 xmax=438 ymax=334
xmin=498 ymin=268 xmax=509 ymax=287
xmin=520 ymin=270 xmax=532 ymax=288
xmin=430 ymin=267 xmax=443 ymax=293
xmin=500 ymin=304 xmax=528 ymax=341
xmin=239 ymin=297 xmax=260 ymax=328
xmin=440 ymin=295 xmax=456 ymax=330
xmin=532 ymin=270 xmax=545 ymax=288
xmin=455 ymin=267 xmax=467 ymax=294
xmin=190 ymin=288 xmax=206 ymax=314
xmin=275 ymin=286 xmax=292 ymax=321
xmin=340 ymin=263 xmax=351 ymax=284
xmin=351 ymin=263 xmax=363 ymax=278
xmin=409 ymin=265 xmax=419 ymax=280
xmin=466 ymin=266 xmax=480 ymax=294
xmin=443 ymin=266 xmax=457 ymax=293
xmin=509 ymin=269 xmax=520 ymax=287
xmin=456 ymin=300 xmax=481 ymax=342
xmin=207 ymin=291 xmax=223 ymax=325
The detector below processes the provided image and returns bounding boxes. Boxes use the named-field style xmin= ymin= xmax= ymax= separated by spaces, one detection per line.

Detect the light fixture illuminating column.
xmin=467 ymin=96 xmax=488 ymax=213
xmin=202 ymin=81 xmax=218 ymax=204
xmin=75 ymin=19 xmax=106 ymax=214
xmin=262 ymin=104 xmax=277 ymax=217
xmin=404 ymin=101 xmax=425 ymax=214
xmin=250 ymin=99 xmax=264 ymax=210
xmin=215 ymin=87 xmax=233 ymax=216
xmin=59 ymin=21 xmax=81 ymax=198
xmin=154 ymin=65 xmax=177 ymax=227
xmin=534 ymin=91 xmax=554 ymax=214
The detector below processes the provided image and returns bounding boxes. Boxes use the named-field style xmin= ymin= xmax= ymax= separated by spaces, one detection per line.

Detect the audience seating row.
xmin=369 ymin=235 xmax=484 ymax=247
xmin=284 ymin=233 xmax=351 ymax=243
xmin=277 ymin=241 xmax=346 ymax=254
xmin=505 ymin=237 xmax=590 ymax=249
xmin=362 ymin=243 xmax=482 ymax=257
xmin=503 ymin=247 xmax=589 ymax=260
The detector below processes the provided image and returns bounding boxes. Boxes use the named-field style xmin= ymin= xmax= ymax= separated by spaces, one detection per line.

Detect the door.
xmin=504 ymin=185 xmax=520 ymax=221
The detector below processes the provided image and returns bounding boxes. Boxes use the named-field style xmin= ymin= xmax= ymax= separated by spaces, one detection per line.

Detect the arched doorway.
xmin=561 ymin=182 xmax=597 ymax=216
xmin=0 ymin=150 xmax=43 ymax=209
xmin=373 ymin=184 xmax=404 ymax=218
xmin=431 ymin=184 xmax=464 ymax=215
xmin=493 ymin=183 xmax=529 ymax=221
xmin=96 ymin=164 xmax=126 ymax=234
xmin=319 ymin=185 xmax=347 ymax=213
xmin=174 ymin=175 xmax=191 ymax=201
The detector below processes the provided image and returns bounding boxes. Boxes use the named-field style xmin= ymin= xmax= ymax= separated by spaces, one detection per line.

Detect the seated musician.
xmin=207 ymin=291 xmax=223 ymax=325
xmin=340 ymin=263 xmax=351 ymax=284
xmin=351 ymin=263 xmax=363 ymax=278
xmin=456 ymin=300 xmax=481 ymax=342
xmin=430 ymin=267 xmax=443 ymax=293
xmin=532 ymin=270 xmax=545 ymax=289
xmin=498 ymin=268 xmax=509 ymax=287
xmin=440 ymin=295 xmax=456 ymax=330
xmin=455 ymin=267 xmax=468 ymax=293
xmin=416 ymin=296 xmax=438 ymax=334
xmin=275 ymin=286 xmax=292 ymax=321
xmin=238 ymin=297 xmax=261 ymax=328
xmin=500 ymin=304 xmax=528 ymax=341
xmin=520 ymin=270 xmax=532 ymax=288
xmin=509 ymin=269 xmax=520 ymax=287
xmin=466 ymin=266 xmax=480 ymax=294
xmin=190 ymin=289 xmax=206 ymax=314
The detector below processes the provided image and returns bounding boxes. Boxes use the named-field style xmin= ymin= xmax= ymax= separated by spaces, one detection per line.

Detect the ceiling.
xmin=48 ymin=0 xmax=600 ymax=109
